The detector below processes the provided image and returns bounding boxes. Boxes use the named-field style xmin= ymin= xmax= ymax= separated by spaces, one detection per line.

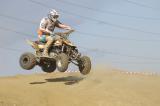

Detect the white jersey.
xmin=39 ymin=17 xmax=61 ymax=33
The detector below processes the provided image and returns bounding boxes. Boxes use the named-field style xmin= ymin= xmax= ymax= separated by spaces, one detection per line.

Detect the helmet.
xmin=48 ymin=9 xmax=60 ymax=22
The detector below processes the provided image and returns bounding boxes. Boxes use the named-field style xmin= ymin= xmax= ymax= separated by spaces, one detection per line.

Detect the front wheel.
xmin=78 ymin=56 xmax=91 ymax=75
xmin=56 ymin=53 xmax=69 ymax=72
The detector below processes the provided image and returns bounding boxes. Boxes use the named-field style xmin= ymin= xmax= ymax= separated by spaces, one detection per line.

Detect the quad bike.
xmin=19 ymin=30 xmax=91 ymax=75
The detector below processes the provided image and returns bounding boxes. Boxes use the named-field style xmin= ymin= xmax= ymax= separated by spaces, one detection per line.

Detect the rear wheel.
xmin=41 ymin=60 xmax=56 ymax=73
xmin=56 ymin=53 xmax=69 ymax=72
xmin=78 ymin=56 xmax=91 ymax=75
xmin=19 ymin=52 xmax=36 ymax=70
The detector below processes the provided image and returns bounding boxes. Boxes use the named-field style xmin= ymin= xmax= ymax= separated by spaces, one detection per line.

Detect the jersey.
xmin=39 ymin=17 xmax=61 ymax=34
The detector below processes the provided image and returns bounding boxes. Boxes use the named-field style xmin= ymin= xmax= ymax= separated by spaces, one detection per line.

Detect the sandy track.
xmin=0 ymin=68 xmax=160 ymax=106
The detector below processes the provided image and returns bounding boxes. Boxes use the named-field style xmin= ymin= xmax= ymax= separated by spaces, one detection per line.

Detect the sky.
xmin=0 ymin=0 xmax=160 ymax=76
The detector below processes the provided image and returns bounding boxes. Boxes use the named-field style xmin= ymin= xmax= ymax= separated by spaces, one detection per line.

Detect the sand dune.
xmin=0 ymin=68 xmax=160 ymax=106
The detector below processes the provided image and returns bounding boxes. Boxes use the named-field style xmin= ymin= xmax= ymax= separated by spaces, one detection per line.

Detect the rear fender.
xmin=26 ymin=40 xmax=44 ymax=49
xmin=38 ymin=45 xmax=45 ymax=49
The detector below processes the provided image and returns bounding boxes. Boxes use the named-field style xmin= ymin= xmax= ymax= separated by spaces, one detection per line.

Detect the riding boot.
xmin=43 ymin=39 xmax=53 ymax=57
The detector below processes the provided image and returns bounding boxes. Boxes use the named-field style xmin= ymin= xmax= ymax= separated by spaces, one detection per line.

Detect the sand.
xmin=0 ymin=68 xmax=160 ymax=106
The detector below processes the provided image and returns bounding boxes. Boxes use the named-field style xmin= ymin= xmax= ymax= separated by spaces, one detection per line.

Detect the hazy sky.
xmin=1 ymin=0 xmax=160 ymax=76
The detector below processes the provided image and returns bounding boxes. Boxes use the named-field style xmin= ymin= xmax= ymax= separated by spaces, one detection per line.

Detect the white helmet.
xmin=48 ymin=9 xmax=60 ymax=22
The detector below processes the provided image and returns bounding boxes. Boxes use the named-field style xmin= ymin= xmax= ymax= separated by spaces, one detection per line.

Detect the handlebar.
xmin=54 ymin=29 xmax=75 ymax=37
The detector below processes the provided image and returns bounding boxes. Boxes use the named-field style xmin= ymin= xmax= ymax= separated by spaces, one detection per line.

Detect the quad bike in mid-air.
xmin=19 ymin=30 xmax=91 ymax=75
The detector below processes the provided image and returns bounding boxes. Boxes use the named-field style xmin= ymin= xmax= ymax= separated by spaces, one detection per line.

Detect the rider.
xmin=37 ymin=9 xmax=72 ymax=57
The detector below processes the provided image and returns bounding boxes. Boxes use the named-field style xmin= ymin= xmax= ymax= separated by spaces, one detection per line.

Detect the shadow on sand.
xmin=30 ymin=76 xmax=84 ymax=85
